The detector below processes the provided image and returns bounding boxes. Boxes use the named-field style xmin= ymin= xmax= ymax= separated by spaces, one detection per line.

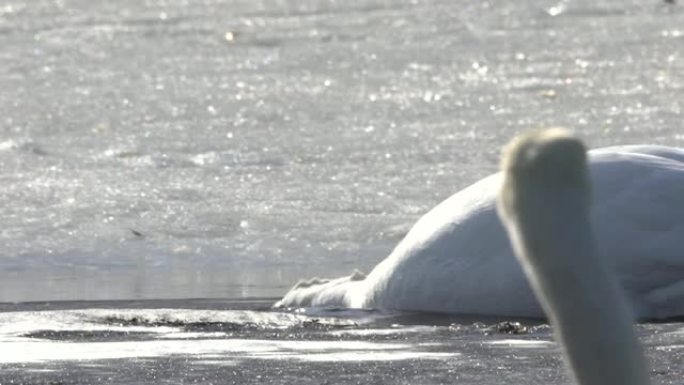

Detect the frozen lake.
xmin=1 ymin=0 xmax=682 ymax=302
xmin=1 ymin=299 xmax=683 ymax=385
xmin=0 ymin=0 xmax=683 ymax=383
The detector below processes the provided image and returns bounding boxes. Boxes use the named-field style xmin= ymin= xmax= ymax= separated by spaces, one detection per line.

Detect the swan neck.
xmin=501 ymin=195 xmax=651 ymax=385
xmin=498 ymin=130 xmax=651 ymax=385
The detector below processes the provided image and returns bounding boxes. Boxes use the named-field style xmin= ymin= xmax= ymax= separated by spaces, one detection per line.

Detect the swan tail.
xmin=274 ymin=270 xmax=367 ymax=309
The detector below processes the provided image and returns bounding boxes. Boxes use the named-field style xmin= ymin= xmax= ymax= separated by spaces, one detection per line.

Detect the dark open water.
xmin=1 ymin=299 xmax=683 ymax=385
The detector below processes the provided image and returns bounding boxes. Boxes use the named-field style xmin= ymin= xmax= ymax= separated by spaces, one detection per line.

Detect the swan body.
xmin=276 ymin=138 xmax=684 ymax=319
xmin=497 ymin=129 xmax=651 ymax=385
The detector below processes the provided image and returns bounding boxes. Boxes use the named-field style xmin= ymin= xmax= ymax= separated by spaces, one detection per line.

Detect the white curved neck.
xmin=508 ymin=196 xmax=649 ymax=385
xmin=497 ymin=130 xmax=651 ymax=385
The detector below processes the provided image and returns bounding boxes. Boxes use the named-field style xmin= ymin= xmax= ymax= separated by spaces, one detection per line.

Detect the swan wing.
xmin=589 ymin=150 xmax=684 ymax=319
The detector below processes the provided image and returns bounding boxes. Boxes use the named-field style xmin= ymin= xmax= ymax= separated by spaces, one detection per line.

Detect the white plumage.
xmin=276 ymin=134 xmax=684 ymax=321
xmin=497 ymin=129 xmax=651 ymax=385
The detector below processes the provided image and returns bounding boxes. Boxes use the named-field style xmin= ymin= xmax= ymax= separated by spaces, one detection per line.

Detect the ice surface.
xmin=1 ymin=1 xmax=682 ymax=383
xmin=1 ymin=0 xmax=683 ymax=301
xmin=0 ymin=300 xmax=682 ymax=384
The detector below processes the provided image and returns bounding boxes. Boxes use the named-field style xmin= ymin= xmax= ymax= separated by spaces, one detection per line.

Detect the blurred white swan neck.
xmin=498 ymin=129 xmax=651 ymax=385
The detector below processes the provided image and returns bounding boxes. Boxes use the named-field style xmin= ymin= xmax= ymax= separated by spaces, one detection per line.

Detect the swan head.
xmin=498 ymin=128 xmax=591 ymax=222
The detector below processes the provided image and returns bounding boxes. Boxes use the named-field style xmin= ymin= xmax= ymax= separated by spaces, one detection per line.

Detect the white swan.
xmin=276 ymin=130 xmax=684 ymax=320
xmin=497 ymin=129 xmax=651 ymax=385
